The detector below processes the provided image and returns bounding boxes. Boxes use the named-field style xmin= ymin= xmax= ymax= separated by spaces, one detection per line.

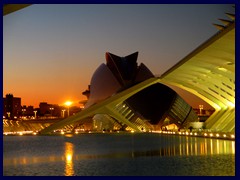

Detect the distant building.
xmin=39 ymin=102 xmax=51 ymax=116
xmin=3 ymin=94 xmax=22 ymax=119
xmin=21 ymin=105 xmax=35 ymax=118
xmin=39 ymin=102 xmax=81 ymax=118
xmin=39 ymin=102 xmax=60 ymax=117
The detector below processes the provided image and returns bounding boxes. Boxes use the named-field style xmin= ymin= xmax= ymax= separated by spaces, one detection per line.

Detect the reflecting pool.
xmin=3 ymin=133 xmax=235 ymax=176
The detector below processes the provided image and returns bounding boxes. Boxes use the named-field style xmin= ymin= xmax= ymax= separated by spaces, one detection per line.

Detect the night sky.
xmin=3 ymin=4 xmax=235 ymax=108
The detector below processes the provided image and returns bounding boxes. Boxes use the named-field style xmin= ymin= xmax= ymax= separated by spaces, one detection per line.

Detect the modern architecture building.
xmin=160 ymin=13 xmax=235 ymax=132
xmin=82 ymin=52 xmax=198 ymax=131
xmin=40 ymin=11 xmax=235 ymax=134
xmin=40 ymin=52 xmax=199 ymax=133
xmin=3 ymin=5 xmax=235 ymax=135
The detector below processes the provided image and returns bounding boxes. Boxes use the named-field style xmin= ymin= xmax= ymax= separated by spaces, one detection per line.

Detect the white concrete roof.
xmin=160 ymin=20 xmax=235 ymax=132
xmin=160 ymin=22 xmax=235 ymax=110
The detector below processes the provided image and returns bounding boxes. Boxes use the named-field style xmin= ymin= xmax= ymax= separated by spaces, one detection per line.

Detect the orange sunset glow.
xmin=3 ymin=4 xmax=234 ymax=109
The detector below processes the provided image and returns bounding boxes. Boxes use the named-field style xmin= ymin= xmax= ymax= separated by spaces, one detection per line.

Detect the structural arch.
xmin=160 ymin=19 xmax=235 ymax=132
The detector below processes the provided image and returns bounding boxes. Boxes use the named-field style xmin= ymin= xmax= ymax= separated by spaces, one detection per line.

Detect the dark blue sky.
xmin=3 ymin=4 xmax=235 ymax=107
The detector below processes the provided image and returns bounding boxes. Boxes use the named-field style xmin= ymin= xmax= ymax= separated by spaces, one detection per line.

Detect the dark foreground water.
xmin=3 ymin=133 xmax=235 ymax=176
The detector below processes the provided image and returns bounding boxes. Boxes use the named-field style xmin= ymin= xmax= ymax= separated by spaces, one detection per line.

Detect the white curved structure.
xmin=160 ymin=20 xmax=235 ymax=132
xmin=40 ymin=14 xmax=235 ymax=134
xmin=85 ymin=63 xmax=122 ymax=108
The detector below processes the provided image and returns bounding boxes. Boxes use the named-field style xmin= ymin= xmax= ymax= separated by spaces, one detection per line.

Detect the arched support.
xmin=40 ymin=77 xmax=160 ymax=134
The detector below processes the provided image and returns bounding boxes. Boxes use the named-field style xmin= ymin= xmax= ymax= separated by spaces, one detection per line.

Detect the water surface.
xmin=3 ymin=133 xmax=235 ymax=176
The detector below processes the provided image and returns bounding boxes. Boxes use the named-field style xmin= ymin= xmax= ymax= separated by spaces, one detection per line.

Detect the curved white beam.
xmin=160 ymin=21 xmax=235 ymax=132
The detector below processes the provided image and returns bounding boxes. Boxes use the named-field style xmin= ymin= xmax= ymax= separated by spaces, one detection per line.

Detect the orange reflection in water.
xmin=178 ymin=137 xmax=235 ymax=156
xmin=64 ymin=142 xmax=74 ymax=176
xmin=3 ymin=136 xmax=235 ymax=171
xmin=4 ymin=141 xmax=75 ymax=176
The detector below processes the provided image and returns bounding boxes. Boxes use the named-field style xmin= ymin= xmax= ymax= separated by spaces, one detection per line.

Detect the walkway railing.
xmin=151 ymin=130 xmax=235 ymax=140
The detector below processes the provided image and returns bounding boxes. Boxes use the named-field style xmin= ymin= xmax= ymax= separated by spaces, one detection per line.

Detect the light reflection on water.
xmin=64 ymin=142 xmax=74 ymax=176
xmin=3 ymin=133 xmax=235 ymax=176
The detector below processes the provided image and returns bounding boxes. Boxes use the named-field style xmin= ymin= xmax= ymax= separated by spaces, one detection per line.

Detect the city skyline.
xmin=3 ymin=4 xmax=235 ymax=108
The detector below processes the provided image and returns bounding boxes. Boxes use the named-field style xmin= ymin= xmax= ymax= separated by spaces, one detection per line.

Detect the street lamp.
xmin=7 ymin=112 xmax=11 ymax=119
xmin=65 ymin=101 xmax=72 ymax=117
xmin=33 ymin=110 xmax=37 ymax=119
xmin=199 ymin=105 xmax=204 ymax=116
xmin=62 ymin=109 xmax=66 ymax=118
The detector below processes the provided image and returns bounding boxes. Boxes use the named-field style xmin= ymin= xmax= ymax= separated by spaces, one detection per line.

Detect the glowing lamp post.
xmin=65 ymin=101 xmax=72 ymax=117
xmin=7 ymin=112 xmax=11 ymax=119
xmin=199 ymin=105 xmax=204 ymax=116
xmin=33 ymin=110 xmax=37 ymax=119
xmin=62 ymin=109 xmax=66 ymax=118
